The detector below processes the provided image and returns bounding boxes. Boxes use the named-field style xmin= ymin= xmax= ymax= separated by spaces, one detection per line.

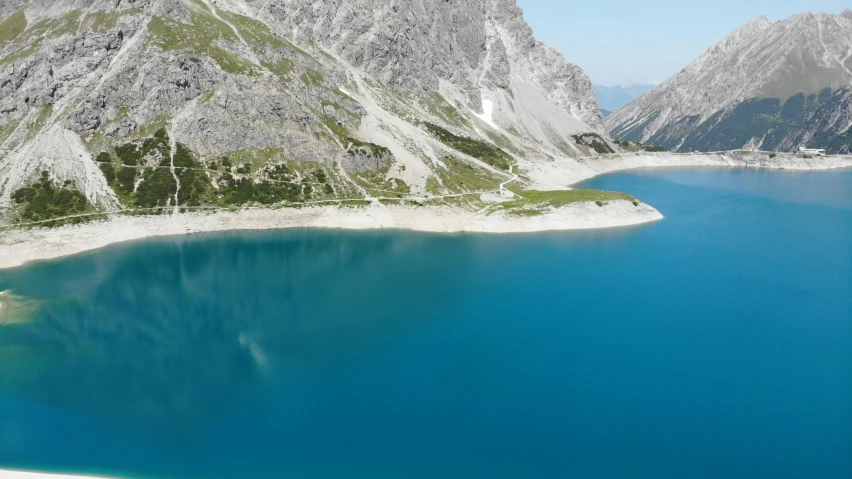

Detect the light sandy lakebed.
xmin=0 ymin=472 xmax=114 ymax=479
xmin=1 ymin=152 xmax=851 ymax=271
xmin=0 ymin=200 xmax=662 ymax=270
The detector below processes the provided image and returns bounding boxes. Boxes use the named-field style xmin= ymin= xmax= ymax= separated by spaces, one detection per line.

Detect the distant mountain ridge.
xmin=607 ymin=10 xmax=852 ymax=153
xmin=593 ymin=84 xmax=655 ymax=114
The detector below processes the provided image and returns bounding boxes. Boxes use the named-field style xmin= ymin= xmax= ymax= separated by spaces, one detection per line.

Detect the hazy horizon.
xmin=517 ymin=0 xmax=849 ymax=86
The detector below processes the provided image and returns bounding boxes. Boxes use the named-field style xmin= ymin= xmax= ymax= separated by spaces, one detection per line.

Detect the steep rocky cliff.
xmin=0 ymin=0 xmax=608 ymax=221
xmin=607 ymin=10 xmax=852 ymax=153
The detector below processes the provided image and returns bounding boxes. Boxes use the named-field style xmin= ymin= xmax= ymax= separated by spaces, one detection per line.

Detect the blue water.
xmin=0 ymin=167 xmax=850 ymax=479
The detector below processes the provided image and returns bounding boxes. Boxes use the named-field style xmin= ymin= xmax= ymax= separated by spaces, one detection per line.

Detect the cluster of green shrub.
xmin=141 ymin=128 xmax=171 ymax=158
xmin=311 ymin=168 xmax=335 ymax=195
xmin=172 ymin=143 xmax=210 ymax=207
xmin=344 ymin=137 xmax=391 ymax=159
xmin=97 ymin=143 xmax=137 ymax=196
xmin=11 ymin=171 xmax=95 ymax=226
xmin=95 ymin=129 xmax=210 ymax=211
xmin=97 ymin=139 xmax=145 ymax=198
xmin=265 ymin=163 xmax=291 ymax=181
xmin=427 ymin=155 xmax=503 ymax=194
xmin=612 ymin=139 xmax=668 ymax=152
xmin=355 ymin=168 xmax=411 ymax=197
xmin=215 ymin=174 xmax=302 ymax=206
xmin=134 ymin=168 xmax=175 ymax=209
xmin=257 ymin=163 xmax=333 ymax=196
xmin=423 ymin=123 xmax=513 ymax=171
xmin=572 ymin=133 xmax=615 ymax=154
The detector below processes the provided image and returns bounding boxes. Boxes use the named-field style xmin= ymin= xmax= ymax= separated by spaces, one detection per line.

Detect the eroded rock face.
xmin=607 ymin=11 xmax=852 ymax=153
xmin=0 ymin=0 xmax=607 ymax=208
xmin=253 ymin=0 xmax=603 ymax=129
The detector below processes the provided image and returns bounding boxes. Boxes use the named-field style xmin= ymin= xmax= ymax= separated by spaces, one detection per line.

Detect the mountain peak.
xmin=843 ymin=9 xmax=852 ymax=19
xmin=607 ymin=9 xmax=852 ymax=154
xmin=750 ymin=15 xmax=773 ymax=27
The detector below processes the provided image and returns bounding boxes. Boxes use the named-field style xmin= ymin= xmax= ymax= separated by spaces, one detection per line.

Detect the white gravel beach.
xmin=0 ymin=200 xmax=663 ymax=270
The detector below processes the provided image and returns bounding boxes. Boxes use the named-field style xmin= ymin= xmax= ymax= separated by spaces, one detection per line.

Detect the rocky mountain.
xmin=607 ymin=10 xmax=852 ymax=153
xmin=593 ymin=84 xmax=655 ymax=114
xmin=0 ymin=0 xmax=614 ymax=224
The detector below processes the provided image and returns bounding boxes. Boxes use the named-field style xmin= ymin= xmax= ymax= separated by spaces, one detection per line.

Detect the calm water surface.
xmin=0 ymin=167 xmax=850 ymax=479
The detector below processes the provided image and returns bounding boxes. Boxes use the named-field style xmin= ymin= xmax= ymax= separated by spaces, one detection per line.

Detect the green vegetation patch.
xmin=141 ymin=128 xmax=170 ymax=159
xmin=222 ymin=147 xmax=287 ymax=172
xmin=33 ymin=104 xmax=53 ymax=130
xmin=0 ymin=120 xmax=19 ymax=145
xmin=11 ymin=172 xmax=97 ymax=227
xmin=110 ymin=166 xmax=136 ymax=198
xmin=135 ymin=167 xmax=176 ymax=209
xmin=613 ymin=139 xmax=668 ymax=153
xmin=631 ymin=88 xmax=852 ymax=154
xmin=261 ymin=59 xmax=295 ymax=82
xmin=0 ymin=10 xmax=85 ymax=65
xmin=572 ymin=133 xmax=615 ymax=155
xmin=116 ymin=143 xmax=142 ymax=165
xmin=0 ymin=42 xmax=39 ymax=65
xmin=198 ymin=89 xmax=216 ymax=104
xmin=173 ymin=143 xmax=211 ymax=207
xmin=98 ymin=162 xmax=117 ymax=184
xmin=218 ymin=10 xmax=311 ymax=58
xmin=429 ymin=156 xmax=504 ymax=194
xmin=300 ymin=68 xmax=326 ymax=88
xmin=424 ymin=123 xmax=513 ymax=171
xmin=498 ymin=189 xmax=639 ymax=216
xmin=136 ymin=115 xmax=171 ymax=139
xmin=0 ymin=8 xmax=27 ymax=46
xmin=345 ymin=137 xmax=391 ymax=159
xmin=420 ymin=93 xmax=469 ymax=128
xmin=13 ymin=9 xmax=82 ymax=45
xmin=215 ymin=175 xmax=302 ymax=206
xmin=354 ymin=168 xmax=411 ymax=198
xmin=82 ymin=10 xmax=134 ymax=33
xmin=146 ymin=16 xmax=255 ymax=75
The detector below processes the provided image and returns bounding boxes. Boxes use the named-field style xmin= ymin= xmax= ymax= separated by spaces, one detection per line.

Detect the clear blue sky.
xmin=516 ymin=0 xmax=849 ymax=86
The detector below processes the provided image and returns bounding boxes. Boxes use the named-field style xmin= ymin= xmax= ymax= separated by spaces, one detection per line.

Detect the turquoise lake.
xmin=0 ymin=167 xmax=850 ymax=479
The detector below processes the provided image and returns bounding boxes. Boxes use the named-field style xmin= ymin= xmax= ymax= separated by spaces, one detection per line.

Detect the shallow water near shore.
xmin=0 ymin=167 xmax=850 ymax=479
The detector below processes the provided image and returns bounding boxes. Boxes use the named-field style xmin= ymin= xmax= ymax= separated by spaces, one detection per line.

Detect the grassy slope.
xmin=496 ymin=189 xmax=639 ymax=216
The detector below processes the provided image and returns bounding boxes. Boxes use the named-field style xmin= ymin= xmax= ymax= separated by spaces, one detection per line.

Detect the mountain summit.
xmin=607 ymin=11 xmax=852 ymax=153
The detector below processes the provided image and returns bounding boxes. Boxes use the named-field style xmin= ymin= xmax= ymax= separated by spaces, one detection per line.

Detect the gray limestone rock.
xmin=607 ymin=11 xmax=852 ymax=152
xmin=0 ymin=0 xmax=608 ymax=208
